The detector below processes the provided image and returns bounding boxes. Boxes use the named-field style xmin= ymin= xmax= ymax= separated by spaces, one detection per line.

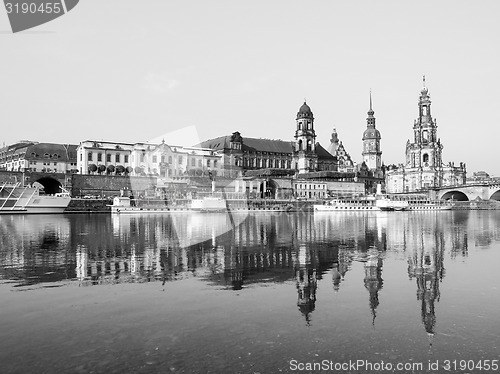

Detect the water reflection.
xmin=1 ymin=211 xmax=500 ymax=335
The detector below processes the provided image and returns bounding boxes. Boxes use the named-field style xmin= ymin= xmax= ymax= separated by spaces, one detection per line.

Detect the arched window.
xmin=423 ymin=153 xmax=429 ymax=165
xmin=422 ymin=130 xmax=428 ymax=142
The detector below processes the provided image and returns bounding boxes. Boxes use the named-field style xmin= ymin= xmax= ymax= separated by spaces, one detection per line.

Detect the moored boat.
xmin=314 ymin=196 xmax=380 ymax=211
xmin=314 ymin=194 xmax=410 ymax=212
xmin=191 ymin=196 xmax=227 ymax=212
xmin=109 ymin=195 xmax=228 ymax=214
xmin=403 ymin=196 xmax=455 ymax=210
xmin=375 ymin=197 xmax=409 ymax=211
xmin=0 ymin=182 xmax=71 ymax=214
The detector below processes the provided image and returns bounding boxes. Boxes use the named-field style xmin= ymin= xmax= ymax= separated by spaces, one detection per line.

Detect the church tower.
xmin=362 ymin=91 xmax=382 ymax=171
xmin=294 ymin=101 xmax=317 ymax=173
xmin=405 ymin=76 xmax=444 ymax=188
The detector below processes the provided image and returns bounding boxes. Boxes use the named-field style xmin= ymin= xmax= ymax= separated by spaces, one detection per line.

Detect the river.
xmin=1 ymin=210 xmax=499 ymax=373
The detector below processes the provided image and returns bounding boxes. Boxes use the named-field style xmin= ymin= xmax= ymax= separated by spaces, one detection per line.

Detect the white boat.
xmin=109 ymin=196 xmax=228 ymax=214
xmin=404 ymin=196 xmax=455 ymax=211
xmin=375 ymin=197 xmax=409 ymax=211
xmin=191 ymin=196 xmax=227 ymax=212
xmin=314 ymin=195 xmax=410 ymax=212
xmin=313 ymin=196 xmax=380 ymax=211
xmin=0 ymin=182 xmax=71 ymax=214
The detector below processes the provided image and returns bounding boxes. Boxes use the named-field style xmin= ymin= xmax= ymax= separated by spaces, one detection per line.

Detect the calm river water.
xmin=1 ymin=210 xmax=499 ymax=373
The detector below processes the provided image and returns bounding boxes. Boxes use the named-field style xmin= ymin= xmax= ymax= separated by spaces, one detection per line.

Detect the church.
xmin=385 ymin=78 xmax=466 ymax=193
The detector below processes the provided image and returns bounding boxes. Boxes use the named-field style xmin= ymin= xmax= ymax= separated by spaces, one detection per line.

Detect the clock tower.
xmin=362 ymin=91 xmax=382 ymax=171
xmin=294 ymin=101 xmax=317 ymax=173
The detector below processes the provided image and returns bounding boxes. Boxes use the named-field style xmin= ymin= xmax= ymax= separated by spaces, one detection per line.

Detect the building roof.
xmin=297 ymin=101 xmax=314 ymax=120
xmin=242 ymin=138 xmax=294 ymax=154
xmin=198 ymin=136 xmax=295 ymax=154
xmin=197 ymin=136 xmax=229 ymax=151
xmin=315 ymin=143 xmax=336 ymax=160
xmin=24 ymin=143 xmax=78 ymax=161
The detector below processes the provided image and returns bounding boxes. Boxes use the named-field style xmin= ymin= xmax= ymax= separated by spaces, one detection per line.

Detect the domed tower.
xmin=362 ymin=91 xmax=382 ymax=171
xmin=294 ymin=101 xmax=317 ymax=173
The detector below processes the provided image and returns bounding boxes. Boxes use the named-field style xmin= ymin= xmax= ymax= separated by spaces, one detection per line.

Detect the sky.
xmin=1 ymin=1 xmax=500 ymax=175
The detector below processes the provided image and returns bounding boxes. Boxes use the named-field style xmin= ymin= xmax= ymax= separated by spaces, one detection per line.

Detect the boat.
xmin=402 ymin=195 xmax=455 ymax=211
xmin=190 ymin=196 xmax=227 ymax=212
xmin=109 ymin=195 xmax=228 ymax=214
xmin=375 ymin=197 xmax=409 ymax=211
xmin=0 ymin=182 xmax=71 ymax=214
xmin=313 ymin=195 xmax=410 ymax=212
xmin=313 ymin=196 xmax=380 ymax=211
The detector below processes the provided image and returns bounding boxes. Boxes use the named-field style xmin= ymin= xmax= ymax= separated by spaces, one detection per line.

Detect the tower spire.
xmin=369 ymin=89 xmax=373 ymax=111
xmin=423 ymin=75 xmax=426 ymax=88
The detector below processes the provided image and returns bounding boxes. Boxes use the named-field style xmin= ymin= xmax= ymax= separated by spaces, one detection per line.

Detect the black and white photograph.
xmin=1 ymin=1 xmax=500 ymax=373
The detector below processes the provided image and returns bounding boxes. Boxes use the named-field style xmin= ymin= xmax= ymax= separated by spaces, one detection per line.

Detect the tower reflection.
xmin=2 ymin=210 xmax=499 ymax=339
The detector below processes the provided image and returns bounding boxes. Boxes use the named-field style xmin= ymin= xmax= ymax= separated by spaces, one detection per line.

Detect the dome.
xmin=363 ymin=128 xmax=380 ymax=140
xmin=297 ymin=101 xmax=313 ymax=119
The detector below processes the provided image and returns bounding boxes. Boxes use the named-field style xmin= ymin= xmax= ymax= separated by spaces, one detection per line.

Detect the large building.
xmin=76 ymin=139 xmax=220 ymax=178
xmin=198 ymin=102 xmax=337 ymax=179
xmin=0 ymin=141 xmax=78 ymax=174
xmin=386 ymin=78 xmax=466 ymax=193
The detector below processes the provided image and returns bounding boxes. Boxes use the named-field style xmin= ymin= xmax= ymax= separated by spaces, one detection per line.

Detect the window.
xmin=140 ymin=154 xmax=145 ymax=163
xmin=153 ymin=155 xmax=157 ymax=163
xmin=87 ymin=153 xmax=92 ymax=161
xmin=191 ymin=159 xmax=195 ymax=166
xmin=207 ymin=160 xmax=211 ymax=167
xmin=198 ymin=160 xmax=202 ymax=167
xmin=179 ymin=156 xmax=183 ymax=164
xmin=107 ymin=154 xmax=111 ymax=162
xmin=161 ymin=155 xmax=165 ymax=163
xmin=168 ymin=156 xmax=172 ymax=164
xmin=115 ymin=154 xmax=120 ymax=163
xmin=124 ymin=155 xmax=129 ymax=163
xmin=214 ymin=160 xmax=217 ymax=167
xmin=97 ymin=153 xmax=102 ymax=162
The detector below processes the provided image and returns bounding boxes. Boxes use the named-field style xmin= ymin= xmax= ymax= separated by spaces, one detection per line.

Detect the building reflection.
xmin=2 ymin=210 xmax=500 ymax=333
xmin=364 ymin=249 xmax=384 ymax=325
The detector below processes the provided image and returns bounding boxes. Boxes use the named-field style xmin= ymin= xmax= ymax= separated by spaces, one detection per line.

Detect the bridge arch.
xmin=489 ymin=190 xmax=500 ymax=201
xmin=441 ymin=190 xmax=469 ymax=201
xmin=33 ymin=176 xmax=63 ymax=195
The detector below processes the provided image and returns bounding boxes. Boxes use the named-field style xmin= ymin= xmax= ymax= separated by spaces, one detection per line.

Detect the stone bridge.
xmin=432 ymin=183 xmax=500 ymax=201
xmin=0 ymin=171 xmax=71 ymax=194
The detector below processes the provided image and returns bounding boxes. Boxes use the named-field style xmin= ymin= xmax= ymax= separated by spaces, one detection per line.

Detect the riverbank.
xmin=64 ymin=197 xmax=500 ymax=213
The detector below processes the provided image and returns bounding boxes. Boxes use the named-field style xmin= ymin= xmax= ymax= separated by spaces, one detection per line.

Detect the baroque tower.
xmin=405 ymin=76 xmax=443 ymax=188
xmin=384 ymin=76 xmax=466 ymax=193
xmin=362 ymin=91 xmax=382 ymax=171
xmin=294 ymin=102 xmax=317 ymax=173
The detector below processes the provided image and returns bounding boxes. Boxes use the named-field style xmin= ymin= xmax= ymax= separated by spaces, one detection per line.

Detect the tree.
xmin=97 ymin=164 xmax=106 ymax=174
xmin=126 ymin=166 xmax=133 ymax=174
xmin=106 ymin=165 xmax=115 ymax=174
xmin=88 ymin=164 xmax=97 ymax=174
xmin=115 ymin=165 xmax=125 ymax=175
xmin=134 ymin=166 xmax=142 ymax=174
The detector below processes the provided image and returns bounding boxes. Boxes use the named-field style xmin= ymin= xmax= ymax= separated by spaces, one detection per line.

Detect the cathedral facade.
xmin=386 ymin=79 xmax=466 ymax=193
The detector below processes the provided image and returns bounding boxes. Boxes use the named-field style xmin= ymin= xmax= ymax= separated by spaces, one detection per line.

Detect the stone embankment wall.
xmin=452 ymin=200 xmax=500 ymax=210
xmin=71 ymin=175 xmax=157 ymax=197
xmin=65 ymin=198 xmax=112 ymax=212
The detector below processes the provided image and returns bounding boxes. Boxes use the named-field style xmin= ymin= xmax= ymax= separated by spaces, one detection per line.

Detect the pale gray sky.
xmin=1 ymin=1 xmax=499 ymax=174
